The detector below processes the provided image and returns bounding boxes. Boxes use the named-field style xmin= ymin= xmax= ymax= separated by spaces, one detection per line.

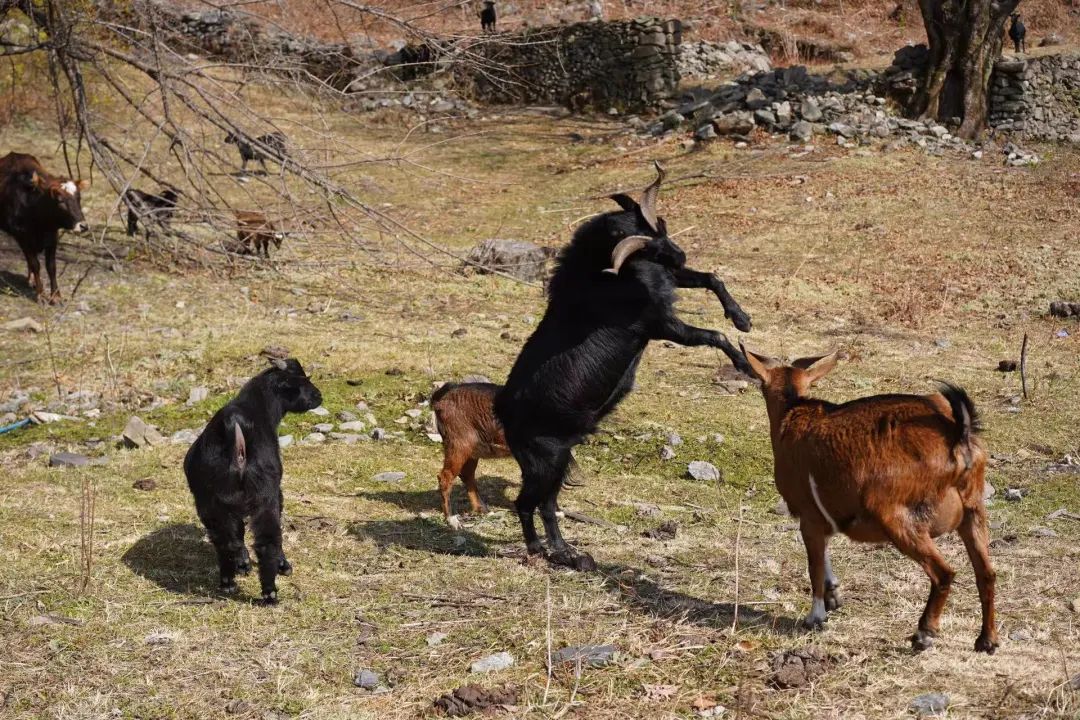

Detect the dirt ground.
xmin=1 ymin=69 xmax=1080 ymax=719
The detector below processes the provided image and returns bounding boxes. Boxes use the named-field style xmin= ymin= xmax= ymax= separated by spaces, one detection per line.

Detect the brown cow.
xmin=234 ymin=210 xmax=283 ymax=258
xmin=0 ymin=153 xmax=89 ymax=303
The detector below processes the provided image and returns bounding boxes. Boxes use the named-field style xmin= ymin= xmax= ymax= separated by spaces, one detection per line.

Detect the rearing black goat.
xmin=494 ymin=162 xmax=752 ymax=569
xmin=224 ymin=131 xmax=288 ymax=175
xmin=184 ymin=357 xmax=322 ymax=603
xmin=124 ymin=187 xmax=179 ymax=238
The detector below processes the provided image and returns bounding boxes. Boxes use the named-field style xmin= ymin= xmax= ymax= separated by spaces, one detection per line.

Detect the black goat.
xmin=480 ymin=1 xmax=496 ymax=32
xmin=494 ymin=162 xmax=752 ymax=569
xmin=183 ymin=357 xmax=322 ymax=603
xmin=124 ymin=187 xmax=179 ymax=238
xmin=1009 ymin=14 xmax=1026 ymax=54
xmin=224 ymin=131 xmax=288 ymax=174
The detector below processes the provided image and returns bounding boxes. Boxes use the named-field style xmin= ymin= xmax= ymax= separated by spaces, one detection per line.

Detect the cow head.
xmin=30 ymin=172 xmax=89 ymax=233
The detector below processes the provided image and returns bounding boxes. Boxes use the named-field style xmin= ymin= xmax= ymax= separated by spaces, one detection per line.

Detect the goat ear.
xmin=794 ymin=351 xmax=839 ymax=384
xmin=608 ymin=194 xmax=638 ymax=212
xmin=740 ymin=342 xmax=777 ymax=382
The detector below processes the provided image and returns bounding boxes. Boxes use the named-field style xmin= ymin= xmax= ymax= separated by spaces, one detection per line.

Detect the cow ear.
xmin=76 ymin=179 xmax=90 ymax=191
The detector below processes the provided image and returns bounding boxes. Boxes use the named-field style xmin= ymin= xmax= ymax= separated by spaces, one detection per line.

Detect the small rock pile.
xmin=677 ymin=40 xmax=772 ymax=80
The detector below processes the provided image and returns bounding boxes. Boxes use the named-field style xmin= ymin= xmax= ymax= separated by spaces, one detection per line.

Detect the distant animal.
xmin=431 ymin=382 xmax=513 ymax=529
xmin=1009 ymin=13 xmax=1027 ymax=54
xmin=494 ymin=162 xmax=753 ymax=570
xmin=0 ymin=152 xmax=89 ymax=304
xmin=480 ymin=1 xmax=496 ymax=32
xmin=588 ymin=0 xmax=603 ymax=20
xmin=741 ymin=346 xmax=998 ymax=654
xmin=234 ymin=210 xmax=284 ymax=258
xmin=183 ymin=357 xmax=323 ymax=603
xmin=224 ymin=131 xmax=288 ymax=174
xmin=124 ymin=187 xmax=179 ymax=238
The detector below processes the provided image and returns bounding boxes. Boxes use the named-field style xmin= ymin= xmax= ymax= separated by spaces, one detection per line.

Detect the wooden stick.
xmin=1020 ymin=332 xmax=1029 ymax=400
xmin=562 ymin=510 xmax=615 ymax=528
xmin=731 ymin=504 xmax=744 ymax=633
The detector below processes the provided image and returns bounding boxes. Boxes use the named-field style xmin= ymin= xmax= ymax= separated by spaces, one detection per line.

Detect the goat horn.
xmin=268 ymin=357 xmax=287 ymax=370
xmin=604 ymin=235 xmax=651 ymax=275
xmin=640 ymin=160 xmax=665 ymax=233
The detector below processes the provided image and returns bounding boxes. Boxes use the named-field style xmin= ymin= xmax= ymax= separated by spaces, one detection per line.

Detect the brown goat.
xmin=431 ymin=382 xmax=512 ymax=529
xmin=742 ymin=346 xmax=998 ymax=654
xmin=234 ymin=210 xmax=283 ymax=258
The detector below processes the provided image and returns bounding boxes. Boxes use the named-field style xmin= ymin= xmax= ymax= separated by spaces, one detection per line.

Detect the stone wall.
xmin=990 ymin=53 xmax=1080 ymax=142
xmin=677 ymin=40 xmax=772 ymax=80
xmin=465 ymin=18 xmax=682 ymax=112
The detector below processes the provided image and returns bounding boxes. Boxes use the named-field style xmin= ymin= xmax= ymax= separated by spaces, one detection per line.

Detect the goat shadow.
xmin=347 ymin=515 xmax=502 ymax=558
xmin=0 ymin=269 xmax=36 ymax=301
xmin=355 ymin=475 xmax=516 ymax=516
xmin=596 ymin=561 xmax=801 ymax=636
xmin=123 ymin=523 xmax=253 ymax=602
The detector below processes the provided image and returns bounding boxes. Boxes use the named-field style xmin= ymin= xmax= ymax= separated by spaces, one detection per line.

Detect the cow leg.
xmin=44 ymin=243 xmax=61 ymax=304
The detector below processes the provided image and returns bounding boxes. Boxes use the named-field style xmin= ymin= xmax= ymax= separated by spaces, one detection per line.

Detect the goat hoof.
xmin=546 ymin=549 xmax=596 ymax=572
xmin=279 ymin=559 xmax=293 ymax=576
xmin=801 ymin=615 xmax=825 ymax=631
xmin=220 ymin=580 xmax=239 ymax=595
xmin=236 ymin=560 xmax=252 ymax=576
xmin=910 ymin=630 xmax=936 ymax=652
xmin=974 ymin=634 xmax=999 ymax=655
xmin=525 ymin=541 xmax=546 ymax=556
xmin=260 ymin=590 xmax=279 ymax=606
xmin=730 ymin=311 xmax=752 ymax=333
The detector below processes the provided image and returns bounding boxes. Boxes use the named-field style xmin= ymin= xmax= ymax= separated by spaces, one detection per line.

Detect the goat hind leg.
xmin=203 ymin=513 xmax=244 ymax=593
xmin=250 ymin=505 xmax=284 ymax=604
xmin=438 ymin=451 xmax=464 ymax=529
xmin=958 ymin=507 xmax=999 ymax=654
xmin=799 ymin=524 xmax=829 ymax=630
xmin=884 ymin=522 xmax=955 ymax=651
xmin=460 ymin=458 xmax=488 ymax=516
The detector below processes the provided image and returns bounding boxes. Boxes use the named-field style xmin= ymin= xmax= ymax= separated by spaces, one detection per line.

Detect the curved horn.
xmin=603 ymin=235 xmax=651 ymax=275
xmin=268 ymin=357 xmax=287 ymax=371
xmin=640 ymin=160 xmax=665 ymax=232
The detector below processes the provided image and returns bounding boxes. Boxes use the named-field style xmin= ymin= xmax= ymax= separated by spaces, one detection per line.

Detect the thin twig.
xmin=1020 ymin=332 xmax=1029 ymax=400
xmin=542 ymin=575 xmax=553 ymax=706
xmin=731 ymin=503 xmax=744 ymax=633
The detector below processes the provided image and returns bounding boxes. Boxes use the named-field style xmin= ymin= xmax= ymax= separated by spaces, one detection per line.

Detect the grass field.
xmin=2 ymin=75 xmax=1080 ymax=719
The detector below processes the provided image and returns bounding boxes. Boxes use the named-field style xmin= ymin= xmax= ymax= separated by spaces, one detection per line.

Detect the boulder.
xmin=464 ymin=239 xmax=549 ymax=282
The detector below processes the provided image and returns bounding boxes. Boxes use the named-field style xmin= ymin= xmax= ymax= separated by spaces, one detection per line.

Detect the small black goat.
xmin=494 ymin=162 xmax=752 ymax=569
xmin=124 ymin=187 xmax=179 ymax=238
xmin=1009 ymin=13 xmax=1026 ymax=54
xmin=224 ymin=131 xmax=288 ymax=174
xmin=183 ymin=357 xmax=322 ymax=603
xmin=480 ymin=1 xmax=496 ymax=32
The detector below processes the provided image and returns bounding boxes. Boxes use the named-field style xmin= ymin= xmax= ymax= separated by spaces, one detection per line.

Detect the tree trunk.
xmin=914 ymin=0 xmax=1021 ymax=139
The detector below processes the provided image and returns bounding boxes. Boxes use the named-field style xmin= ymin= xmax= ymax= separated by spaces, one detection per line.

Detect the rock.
xmin=712 ymin=113 xmax=754 ymax=136
xmin=132 ymin=478 xmax=157 ymax=491
xmin=666 ymin=432 xmax=683 ymax=446
xmin=308 ymin=406 xmax=330 ymax=417
xmin=353 ymin=669 xmax=380 ymax=690
xmin=1069 ymin=673 xmax=1080 ymax=691
xmin=659 ymin=445 xmax=676 ymax=461
xmin=3 ymin=317 xmax=43 ymax=333
xmin=790 ymin=120 xmax=814 ymax=142
xmin=313 ymin=423 xmax=334 ymax=433
xmin=1040 ymin=33 xmax=1063 ymax=48
xmin=261 ymin=345 xmax=289 ymax=359
xmin=337 ymin=410 xmax=358 ymax=422
xmin=31 ymin=411 xmax=79 ymax=425
xmin=144 ymin=631 xmax=175 ymax=646
xmin=928 ymin=125 xmax=949 ymax=138
xmin=225 ymin=700 xmax=253 ymax=715
xmin=186 ymin=387 xmax=209 ymax=405
xmin=1009 ymin=628 xmax=1033 ymax=641
xmin=745 ymin=88 xmax=769 ymax=110
xmin=769 ymin=647 xmax=830 ymax=689
xmin=170 ymin=429 xmax=199 ymax=445
xmin=800 ymin=98 xmax=823 ymax=122
xmin=1030 ymin=527 xmax=1057 ymax=538
xmin=122 ymin=416 xmax=163 ymax=448
xmin=910 ymin=692 xmax=950 ymax=717
xmin=302 ymin=432 xmax=326 ymax=444
xmin=339 ymin=420 xmax=366 ymax=432
xmin=753 ymin=109 xmax=777 ymax=126
xmin=405 ymin=408 xmax=422 ymax=419
xmin=433 ymin=684 xmax=520 ymax=716
xmin=461 ymin=374 xmax=491 ymax=384
xmin=278 ymin=434 xmax=294 ymax=448
xmin=426 ymin=631 xmax=448 ymax=647
xmin=470 ymin=651 xmax=514 ymax=673
xmin=687 ymin=461 xmax=721 ymax=482
xmin=643 ymin=521 xmax=678 ymax=540
xmin=551 ymin=644 xmax=618 ymax=667
xmin=373 ymin=471 xmax=406 ymax=483
xmin=933 ymin=338 xmax=951 ymax=349
xmin=983 ymin=482 xmax=995 ymax=500
xmin=1004 ymin=488 xmax=1023 ymax=502
xmin=49 ymin=452 xmax=91 ymax=468
xmin=828 ymin=122 xmax=856 ymax=139
xmin=773 ymin=498 xmax=789 ymax=515
xmin=695 ymin=123 xmax=717 ymax=141
xmin=634 ymin=502 xmax=661 ymax=518
xmin=1068 ymin=596 xmax=1080 ymax=614
xmin=329 ymin=432 xmax=363 ymax=444
xmin=371 ymin=428 xmax=388 ymax=441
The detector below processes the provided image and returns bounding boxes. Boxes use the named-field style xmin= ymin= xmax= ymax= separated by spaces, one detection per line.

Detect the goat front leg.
xmin=800 ymin=523 xmax=829 ymax=630
xmin=655 ymin=316 xmax=754 ymax=376
xmin=670 ymin=268 xmax=752 ymax=332
xmin=824 ymin=547 xmax=842 ymax=611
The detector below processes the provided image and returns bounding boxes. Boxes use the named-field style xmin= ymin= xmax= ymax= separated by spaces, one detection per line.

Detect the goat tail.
xmin=937 ymin=381 xmax=982 ymax=446
xmin=232 ymin=422 xmax=248 ymax=474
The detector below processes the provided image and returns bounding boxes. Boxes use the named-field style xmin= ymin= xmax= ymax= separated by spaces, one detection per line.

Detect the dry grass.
xmin=1 ymin=76 xmax=1080 ymax=720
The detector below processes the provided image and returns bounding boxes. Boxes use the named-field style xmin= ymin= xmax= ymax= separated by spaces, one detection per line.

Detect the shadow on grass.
xmin=0 ymin=269 xmax=37 ymax=301
xmin=356 ymin=475 xmax=516 ymax=515
xmin=348 ymin=515 xmax=497 ymax=558
xmin=598 ymin=561 xmax=802 ymax=635
xmin=121 ymin=523 xmax=224 ymax=597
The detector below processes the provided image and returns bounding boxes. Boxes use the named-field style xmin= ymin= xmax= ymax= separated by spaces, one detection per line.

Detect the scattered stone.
xmin=49 ymin=452 xmax=90 ymax=468
xmin=303 ymin=432 xmax=326 ymax=444
xmin=132 ymin=478 xmax=157 ymax=491
xmin=695 ymin=123 xmax=717 ymax=141
xmin=1069 ymin=673 xmax=1080 ymax=691
xmin=353 ymin=669 xmax=380 ymax=691
xmin=3 ymin=317 xmax=43 ymax=333
xmin=1029 ymin=526 xmax=1057 ymax=538
xmin=773 ymin=498 xmax=790 ymax=515
xmin=313 ymin=423 xmax=334 ymax=433
xmin=659 ymin=445 xmax=676 ymax=461
xmin=328 ymin=432 xmax=363 ymax=444
xmin=261 ymin=345 xmax=289 ymax=360
xmin=186 ymin=387 xmax=209 ymax=405
xmin=666 ymin=431 xmax=683 ymax=446
xmin=634 ymin=502 xmax=661 ymax=518
xmin=225 ymin=700 xmax=253 ymax=715
xmin=339 ymin=420 xmax=366 ymax=432
xmin=308 ymin=406 xmax=330 ymax=417
xmin=371 ymin=428 xmax=388 ymax=441
xmin=470 ymin=651 xmax=514 ymax=673
xmin=551 ymin=644 xmax=618 ymax=667
xmin=769 ymin=647 xmax=830 ymax=689
xmin=789 ymin=120 xmax=814 ymax=142
xmin=372 ymin=471 xmax=406 ymax=483
xmin=745 ymin=87 xmax=769 ymax=110
xmin=983 ymin=482 xmax=995 ymax=500
xmin=461 ymin=374 xmax=492 ymax=384
xmin=433 ymin=683 xmax=519 ymax=717
xmin=122 ymin=416 xmax=163 ymax=448
xmin=1009 ymin=628 xmax=1033 ymax=641
xmin=1068 ymin=597 xmax=1080 ymax=614
xmin=337 ymin=410 xmax=358 ymax=422
xmin=643 ymin=521 xmax=678 ymax=541
xmin=31 ymin=411 xmax=79 ymax=425
xmin=1004 ymin=488 xmax=1023 ymax=502
xmin=426 ymin=631 xmax=448 ymax=647
xmin=687 ymin=461 xmax=721 ymax=483
xmin=145 ymin=631 xmax=175 ymax=646
xmin=278 ymin=434 xmax=294 ymax=448
xmin=464 ymin=239 xmax=549 ymax=282
xmin=170 ymin=429 xmax=199 ymax=445
xmin=712 ymin=113 xmax=754 ymax=136
xmin=28 ymin=613 xmax=82 ymax=627
xmin=828 ymin=122 xmax=856 ymax=138
xmin=1046 ymin=508 xmax=1080 ymax=522
xmin=910 ymin=692 xmax=950 ymax=717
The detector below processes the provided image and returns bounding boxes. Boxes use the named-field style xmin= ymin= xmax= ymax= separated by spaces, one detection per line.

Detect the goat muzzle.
xmin=604 ymin=235 xmax=651 ymax=275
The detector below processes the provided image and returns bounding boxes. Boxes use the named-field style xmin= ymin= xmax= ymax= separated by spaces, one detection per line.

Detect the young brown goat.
xmin=742 ymin=346 xmax=998 ymax=654
xmin=431 ymin=382 xmax=512 ymax=529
